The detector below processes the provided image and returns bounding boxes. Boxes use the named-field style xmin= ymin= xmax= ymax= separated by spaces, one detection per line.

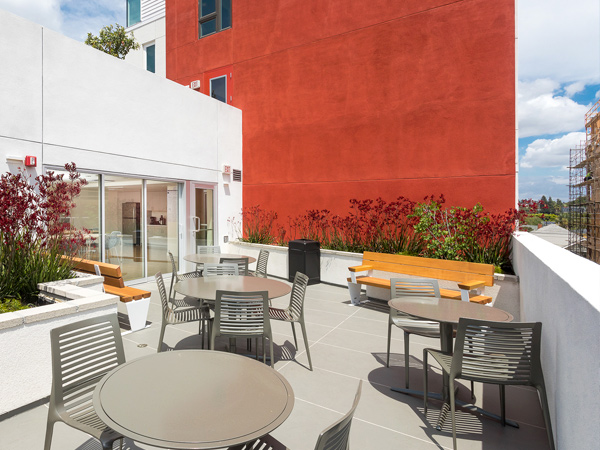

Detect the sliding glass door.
xmin=147 ymin=180 xmax=180 ymax=276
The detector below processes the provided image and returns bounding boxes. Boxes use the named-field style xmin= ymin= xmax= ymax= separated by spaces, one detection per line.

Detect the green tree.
xmin=85 ymin=24 xmax=140 ymax=60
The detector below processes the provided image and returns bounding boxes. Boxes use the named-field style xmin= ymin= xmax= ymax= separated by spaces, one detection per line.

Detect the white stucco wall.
xmin=512 ymin=232 xmax=600 ymax=449
xmin=0 ymin=8 xmax=242 ymax=253
xmin=124 ymin=17 xmax=166 ymax=77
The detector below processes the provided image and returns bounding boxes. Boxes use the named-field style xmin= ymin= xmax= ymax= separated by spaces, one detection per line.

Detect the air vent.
xmin=232 ymin=169 xmax=242 ymax=182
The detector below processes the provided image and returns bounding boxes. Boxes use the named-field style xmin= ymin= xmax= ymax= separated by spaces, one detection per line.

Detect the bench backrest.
xmin=71 ymin=257 xmax=125 ymax=288
xmin=362 ymin=252 xmax=495 ymax=287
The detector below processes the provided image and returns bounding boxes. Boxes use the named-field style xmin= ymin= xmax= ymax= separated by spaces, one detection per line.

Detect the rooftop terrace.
xmin=1 ymin=277 xmax=553 ymax=450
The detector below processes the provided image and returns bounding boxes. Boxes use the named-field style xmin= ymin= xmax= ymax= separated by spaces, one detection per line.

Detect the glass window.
xmin=210 ymin=76 xmax=227 ymax=103
xmin=147 ymin=181 xmax=180 ymax=275
xmin=104 ymin=176 xmax=144 ymax=281
xmin=221 ymin=0 xmax=232 ymax=30
xmin=146 ymin=44 xmax=156 ymax=73
xmin=55 ymin=171 xmax=101 ymax=261
xmin=127 ymin=0 xmax=141 ymax=27
xmin=199 ymin=0 xmax=231 ymax=38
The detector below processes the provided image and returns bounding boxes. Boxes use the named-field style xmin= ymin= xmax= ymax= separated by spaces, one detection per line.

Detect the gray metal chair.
xmin=195 ymin=245 xmax=221 ymax=271
xmin=211 ymin=290 xmax=273 ymax=367
xmin=44 ymin=314 xmax=125 ymax=450
xmin=203 ymin=263 xmax=239 ymax=276
xmin=387 ymin=278 xmax=441 ymax=388
xmin=156 ymin=272 xmax=209 ymax=352
xmin=423 ymin=318 xmax=555 ymax=450
xmin=168 ymin=250 xmax=201 ymax=305
xmin=105 ymin=231 xmax=121 ymax=263
xmin=219 ymin=257 xmax=249 ymax=275
xmin=269 ymin=272 xmax=312 ymax=370
xmin=252 ymin=249 xmax=269 ymax=278
xmin=228 ymin=380 xmax=362 ymax=450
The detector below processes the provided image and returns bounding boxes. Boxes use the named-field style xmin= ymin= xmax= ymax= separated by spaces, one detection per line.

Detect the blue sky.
xmin=1 ymin=0 xmax=599 ymax=203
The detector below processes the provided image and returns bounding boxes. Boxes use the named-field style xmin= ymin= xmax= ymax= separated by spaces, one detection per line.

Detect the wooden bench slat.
xmin=348 ymin=264 xmax=374 ymax=272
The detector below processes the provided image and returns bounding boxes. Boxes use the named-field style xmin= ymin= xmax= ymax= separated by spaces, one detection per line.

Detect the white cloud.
xmin=518 ymin=79 xmax=589 ymax=137
xmin=519 ymin=0 xmax=600 ymax=84
xmin=0 ymin=1 xmax=125 ymax=42
xmin=0 ymin=0 xmax=63 ymax=32
xmin=520 ymin=132 xmax=585 ymax=169
xmin=564 ymin=81 xmax=586 ymax=98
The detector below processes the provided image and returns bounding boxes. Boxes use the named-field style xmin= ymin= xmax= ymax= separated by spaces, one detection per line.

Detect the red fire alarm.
xmin=24 ymin=156 xmax=37 ymax=167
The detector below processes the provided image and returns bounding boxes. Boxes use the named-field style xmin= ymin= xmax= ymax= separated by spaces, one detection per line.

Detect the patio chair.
xmin=195 ymin=245 xmax=221 ymax=271
xmin=423 ymin=318 xmax=555 ymax=450
xmin=219 ymin=257 xmax=249 ymax=276
xmin=228 ymin=380 xmax=362 ymax=450
xmin=156 ymin=272 xmax=209 ymax=351
xmin=168 ymin=250 xmax=202 ymax=303
xmin=387 ymin=278 xmax=441 ymax=389
xmin=203 ymin=262 xmax=239 ymax=276
xmin=44 ymin=314 xmax=125 ymax=450
xmin=211 ymin=290 xmax=273 ymax=367
xmin=105 ymin=231 xmax=121 ymax=263
xmin=269 ymin=272 xmax=312 ymax=370
xmin=251 ymin=249 xmax=269 ymax=278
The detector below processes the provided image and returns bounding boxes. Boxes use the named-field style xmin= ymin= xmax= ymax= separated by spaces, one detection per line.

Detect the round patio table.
xmin=176 ymin=275 xmax=291 ymax=301
xmin=183 ymin=253 xmax=257 ymax=265
xmin=388 ymin=297 xmax=514 ymax=428
xmin=93 ymin=350 xmax=295 ymax=449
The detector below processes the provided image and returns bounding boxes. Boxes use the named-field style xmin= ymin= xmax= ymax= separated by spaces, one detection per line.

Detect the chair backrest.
xmin=289 ymin=272 xmax=309 ymax=320
xmin=390 ymin=278 xmax=440 ymax=298
xmin=49 ymin=314 xmax=125 ymax=411
xmin=214 ymin=290 xmax=270 ymax=337
xmin=197 ymin=245 xmax=221 ymax=254
xmin=105 ymin=231 xmax=120 ymax=249
xmin=313 ymin=380 xmax=362 ymax=450
xmin=255 ymin=249 xmax=270 ymax=278
xmin=219 ymin=257 xmax=249 ymax=276
xmin=452 ymin=318 xmax=543 ymax=386
xmin=168 ymin=251 xmax=179 ymax=280
xmin=155 ymin=272 xmax=172 ymax=317
xmin=203 ymin=263 xmax=239 ymax=276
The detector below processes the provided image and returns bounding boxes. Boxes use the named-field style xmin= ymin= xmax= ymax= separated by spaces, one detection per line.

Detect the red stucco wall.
xmin=167 ymin=0 xmax=516 ymax=217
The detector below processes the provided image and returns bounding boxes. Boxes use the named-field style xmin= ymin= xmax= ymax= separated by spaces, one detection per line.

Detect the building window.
xmin=199 ymin=0 xmax=232 ymax=38
xmin=127 ymin=0 xmax=141 ymax=27
xmin=210 ymin=75 xmax=227 ymax=103
xmin=145 ymin=44 xmax=156 ymax=73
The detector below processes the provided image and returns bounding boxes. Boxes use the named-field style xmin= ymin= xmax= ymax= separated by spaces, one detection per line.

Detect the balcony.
xmin=1 ymin=233 xmax=598 ymax=449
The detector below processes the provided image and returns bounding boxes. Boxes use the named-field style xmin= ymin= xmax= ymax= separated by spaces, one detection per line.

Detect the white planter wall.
xmin=512 ymin=232 xmax=600 ymax=449
xmin=0 ymin=276 xmax=118 ymax=417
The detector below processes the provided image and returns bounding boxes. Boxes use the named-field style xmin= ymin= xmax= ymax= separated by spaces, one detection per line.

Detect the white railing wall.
xmin=512 ymin=232 xmax=600 ymax=449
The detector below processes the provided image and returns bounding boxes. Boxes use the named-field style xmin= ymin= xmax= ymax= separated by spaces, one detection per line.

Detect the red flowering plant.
xmin=411 ymin=195 xmax=542 ymax=271
xmin=0 ymin=163 xmax=88 ymax=306
xmin=238 ymin=205 xmax=279 ymax=244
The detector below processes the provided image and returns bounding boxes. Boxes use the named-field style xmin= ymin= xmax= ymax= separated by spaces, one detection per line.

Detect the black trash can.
xmin=288 ymin=239 xmax=320 ymax=285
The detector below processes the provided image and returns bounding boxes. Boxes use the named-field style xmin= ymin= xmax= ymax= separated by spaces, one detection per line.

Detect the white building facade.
xmin=0 ymin=9 xmax=242 ymax=282
xmin=124 ymin=0 xmax=166 ymax=77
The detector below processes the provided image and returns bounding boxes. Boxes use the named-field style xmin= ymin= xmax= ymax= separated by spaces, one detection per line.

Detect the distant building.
xmin=124 ymin=0 xmax=166 ymax=76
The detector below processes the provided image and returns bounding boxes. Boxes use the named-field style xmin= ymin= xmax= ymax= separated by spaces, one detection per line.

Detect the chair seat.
xmin=172 ymin=295 xmax=201 ymax=309
xmin=167 ymin=306 xmax=205 ymax=324
xmin=392 ymin=314 xmax=440 ymax=337
xmin=63 ymin=401 xmax=122 ymax=443
xmin=424 ymin=348 xmax=453 ymax=373
xmin=269 ymin=307 xmax=294 ymax=322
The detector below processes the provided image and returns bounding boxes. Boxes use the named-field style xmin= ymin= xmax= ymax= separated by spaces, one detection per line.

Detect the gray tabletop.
xmin=183 ymin=253 xmax=257 ymax=264
xmin=93 ymin=350 xmax=295 ymax=449
xmin=388 ymin=297 xmax=514 ymax=324
xmin=176 ymin=275 xmax=291 ymax=300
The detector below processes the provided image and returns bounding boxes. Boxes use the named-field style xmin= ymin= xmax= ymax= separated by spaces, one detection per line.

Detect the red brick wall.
xmin=167 ymin=0 xmax=516 ymax=217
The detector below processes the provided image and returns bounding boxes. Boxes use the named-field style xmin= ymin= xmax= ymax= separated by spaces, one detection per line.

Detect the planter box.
xmin=0 ymin=274 xmax=118 ymax=417
xmin=224 ymin=241 xmax=520 ymax=317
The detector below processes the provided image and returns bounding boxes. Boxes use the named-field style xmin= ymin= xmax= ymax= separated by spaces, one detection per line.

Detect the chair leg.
xmin=269 ymin=336 xmax=274 ymax=368
xmin=404 ymin=330 xmax=411 ymax=389
xmin=499 ymin=384 xmax=506 ymax=426
xmin=291 ymin=322 xmax=298 ymax=348
xmin=43 ymin=420 xmax=55 ymax=450
xmin=450 ymin=375 xmax=458 ymax=450
xmin=157 ymin=322 xmax=167 ymax=353
xmin=299 ymin=319 xmax=312 ymax=371
xmin=423 ymin=349 xmax=429 ymax=414
xmin=536 ymin=382 xmax=556 ymax=450
xmin=386 ymin=319 xmax=393 ymax=368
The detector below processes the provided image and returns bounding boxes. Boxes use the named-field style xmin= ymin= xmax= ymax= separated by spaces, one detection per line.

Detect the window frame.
xmin=127 ymin=0 xmax=141 ymax=27
xmin=199 ymin=0 xmax=232 ymax=39
xmin=145 ymin=43 xmax=156 ymax=73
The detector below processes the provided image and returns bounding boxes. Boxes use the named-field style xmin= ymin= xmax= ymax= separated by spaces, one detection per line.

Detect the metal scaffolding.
xmin=568 ymin=99 xmax=600 ymax=263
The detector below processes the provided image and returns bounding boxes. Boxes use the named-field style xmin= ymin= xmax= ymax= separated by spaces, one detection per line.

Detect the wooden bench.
xmin=347 ymin=252 xmax=494 ymax=306
xmin=73 ymin=258 xmax=151 ymax=303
